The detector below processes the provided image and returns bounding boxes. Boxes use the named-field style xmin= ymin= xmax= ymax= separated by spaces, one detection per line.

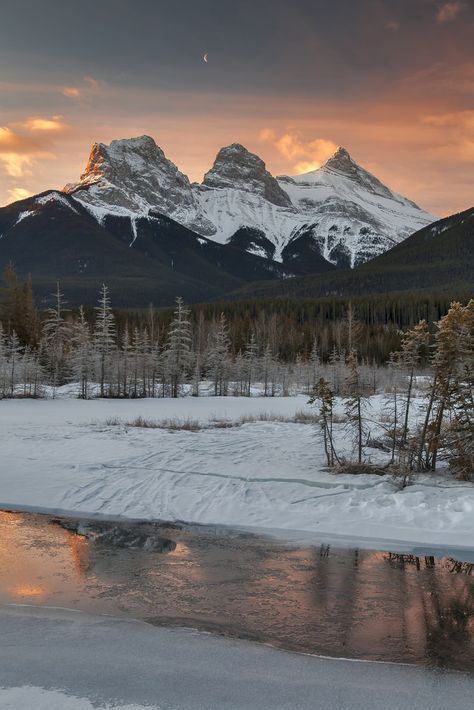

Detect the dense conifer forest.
xmin=0 ymin=263 xmax=463 ymax=364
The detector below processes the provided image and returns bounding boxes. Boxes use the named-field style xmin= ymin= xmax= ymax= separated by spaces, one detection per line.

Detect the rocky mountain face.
xmin=64 ymin=136 xmax=436 ymax=274
xmin=202 ymin=143 xmax=292 ymax=208
xmin=65 ymin=136 xmax=214 ymax=235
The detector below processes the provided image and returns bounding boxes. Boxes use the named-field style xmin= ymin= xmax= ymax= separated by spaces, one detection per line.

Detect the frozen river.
xmin=1 ymin=510 xmax=474 ymax=671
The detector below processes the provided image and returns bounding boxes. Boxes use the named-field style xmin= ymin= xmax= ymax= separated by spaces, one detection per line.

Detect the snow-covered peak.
xmin=64 ymin=136 xmax=214 ymax=234
xmin=60 ymin=134 xmax=436 ymax=272
xmin=291 ymin=146 xmax=395 ymax=201
xmin=322 ymin=146 xmax=354 ymax=171
xmin=202 ymin=143 xmax=292 ymax=208
xmin=65 ymin=135 xmax=189 ymax=197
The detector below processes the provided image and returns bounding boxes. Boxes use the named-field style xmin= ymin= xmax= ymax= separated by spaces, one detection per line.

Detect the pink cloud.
xmin=437 ymin=2 xmax=467 ymax=23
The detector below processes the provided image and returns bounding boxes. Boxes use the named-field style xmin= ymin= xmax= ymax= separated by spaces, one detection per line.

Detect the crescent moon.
xmin=203 ymin=53 xmax=208 ymax=63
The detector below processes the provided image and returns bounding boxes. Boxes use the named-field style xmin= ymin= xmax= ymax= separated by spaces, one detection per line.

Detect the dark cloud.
xmin=1 ymin=0 xmax=474 ymax=213
xmin=1 ymin=0 xmax=473 ymax=97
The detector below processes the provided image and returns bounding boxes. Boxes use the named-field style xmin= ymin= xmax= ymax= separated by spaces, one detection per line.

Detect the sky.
xmin=1 ymin=0 xmax=473 ymax=216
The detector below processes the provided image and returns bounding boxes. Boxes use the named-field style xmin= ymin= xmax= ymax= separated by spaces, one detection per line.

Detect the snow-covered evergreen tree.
xmin=163 ymin=297 xmax=194 ymax=398
xmin=397 ymin=320 xmax=429 ymax=447
xmin=243 ymin=333 xmax=259 ymax=396
xmin=309 ymin=378 xmax=339 ymax=467
xmin=42 ymin=282 xmax=70 ymax=393
xmin=306 ymin=339 xmax=321 ymax=394
xmin=343 ymin=351 xmax=368 ymax=465
xmin=93 ymin=285 xmax=116 ymax=397
xmin=6 ymin=330 xmax=21 ymax=397
xmin=206 ymin=313 xmax=231 ymax=396
xmin=261 ymin=344 xmax=278 ymax=397
xmin=71 ymin=306 xmax=93 ymax=399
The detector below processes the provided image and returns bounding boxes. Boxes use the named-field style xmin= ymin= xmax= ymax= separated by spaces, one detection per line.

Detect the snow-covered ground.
xmin=1 ymin=605 xmax=473 ymax=710
xmin=1 ymin=394 xmax=474 ymax=551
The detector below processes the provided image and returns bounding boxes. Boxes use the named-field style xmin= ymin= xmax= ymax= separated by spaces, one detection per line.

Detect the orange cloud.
xmin=0 ymin=126 xmax=53 ymax=177
xmin=62 ymin=86 xmax=80 ymax=98
xmin=0 ymin=155 xmax=33 ymax=177
xmin=7 ymin=187 xmax=33 ymax=202
xmin=23 ymin=116 xmax=68 ymax=132
xmin=437 ymin=2 xmax=467 ymax=23
xmin=261 ymin=129 xmax=338 ymax=173
xmin=293 ymin=160 xmax=323 ymax=174
xmin=0 ymin=127 xmax=38 ymax=152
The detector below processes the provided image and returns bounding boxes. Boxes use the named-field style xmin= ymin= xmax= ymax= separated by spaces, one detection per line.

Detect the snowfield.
xmin=1 ymin=394 xmax=474 ymax=551
xmin=1 ymin=605 xmax=473 ymax=710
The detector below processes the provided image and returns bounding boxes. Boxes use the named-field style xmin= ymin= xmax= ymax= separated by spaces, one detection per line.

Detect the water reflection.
xmin=1 ymin=511 xmax=474 ymax=671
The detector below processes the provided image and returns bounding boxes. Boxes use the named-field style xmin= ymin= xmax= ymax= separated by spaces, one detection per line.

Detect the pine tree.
xmin=344 ymin=301 xmax=362 ymax=353
xmin=206 ymin=313 xmax=231 ymax=396
xmin=119 ymin=324 xmax=132 ymax=398
xmin=6 ymin=331 xmax=22 ymax=397
xmin=163 ymin=297 xmax=194 ymax=398
xmin=261 ymin=344 xmax=278 ymax=397
xmin=397 ymin=320 xmax=430 ymax=447
xmin=42 ymin=282 xmax=70 ymax=393
xmin=309 ymin=378 xmax=339 ymax=467
xmin=385 ymin=352 xmax=400 ymax=466
xmin=0 ymin=262 xmax=20 ymax=335
xmin=243 ymin=333 xmax=259 ymax=396
xmin=343 ymin=350 xmax=367 ymax=465
xmin=231 ymin=350 xmax=245 ymax=396
xmin=94 ymin=284 xmax=116 ymax=397
xmin=306 ymin=338 xmax=321 ymax=394
xmin=71 ymin=306 xmax=93 ymax=399
xmin=436 ymin=301 xmax=474 ymax=479
xmin=0 ymin=323 xmax=7 ymax=398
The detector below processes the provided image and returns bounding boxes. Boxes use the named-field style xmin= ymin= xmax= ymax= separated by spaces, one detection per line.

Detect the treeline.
xmin=0 ymin=265 xmax=462 ymax=364
xmin=0 ymin=269 xmax=399 ymax=399
xmin=0 ymin=285 xmax=391 ymax=401
xmin=111 ymin=293 xmax=459 ymax=364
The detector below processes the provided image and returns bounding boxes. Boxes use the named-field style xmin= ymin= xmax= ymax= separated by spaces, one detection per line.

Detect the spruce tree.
xmin=163 ymin=297 xmax=194 ymax=398
xmin=207 ymin=313 xmax=231 ymax=396
xmin=42 ymin=282 xmax=70 ymax=393
xmin=94 ymin=284 xmax=116 ymax=397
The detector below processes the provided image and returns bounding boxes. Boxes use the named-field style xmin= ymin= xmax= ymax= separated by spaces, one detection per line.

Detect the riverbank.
xmin=1 ymin=395 xmax=473 ymax=549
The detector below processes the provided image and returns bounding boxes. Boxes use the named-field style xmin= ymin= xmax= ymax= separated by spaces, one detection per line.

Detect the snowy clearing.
xmin=0 ymin=605 xmax=473 ymax=710
xmin=1 ymin=395 xmax=474 ymax=550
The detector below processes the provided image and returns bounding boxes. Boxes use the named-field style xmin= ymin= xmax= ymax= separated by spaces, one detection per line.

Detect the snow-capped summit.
xmin=64 ymin=135 xmax=436 ymax=272
xmin=202 ymin=143 xmax=292 ymax=208
xmin=293 ymin=146 xmax=395 ymax=201
xmin=274 ymin=147 xmax=435 ymax=268
xmin=290 ymin=146 xmax=410 ymax=207
xmin=64 ymin=136 xmax=214 ymax=234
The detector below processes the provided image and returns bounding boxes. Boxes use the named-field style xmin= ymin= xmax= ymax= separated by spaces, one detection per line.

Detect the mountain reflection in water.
xmin=0 ymin=511 xmax=473 ymax=671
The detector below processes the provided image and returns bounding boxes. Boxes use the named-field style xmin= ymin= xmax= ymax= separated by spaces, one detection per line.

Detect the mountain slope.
xmin=225 ymin=207 xmax=474 ymax=300
xmin=65 ymin=137 xmax=436 ymax=273
xmin=277 ymin=148 xmax=433 ymax=268
xmin=0 ymin=191 xmax=288 ymax=307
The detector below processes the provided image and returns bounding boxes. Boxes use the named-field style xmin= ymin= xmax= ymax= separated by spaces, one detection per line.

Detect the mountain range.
xmin=65 ymin=136 xmax=435 ymax=272
xmin=1 ymin=134 xmax=469 ymax=307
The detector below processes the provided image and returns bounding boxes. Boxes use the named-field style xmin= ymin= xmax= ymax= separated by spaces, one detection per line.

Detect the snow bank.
xmin=1 ymin=396 xmax=473 ymax=551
